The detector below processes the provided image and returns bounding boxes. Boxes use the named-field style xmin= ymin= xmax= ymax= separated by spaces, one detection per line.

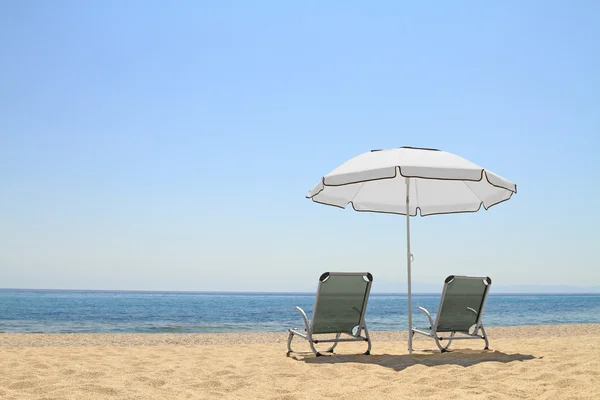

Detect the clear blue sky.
xmin=1 ymin=1 xmax=599 ymax=292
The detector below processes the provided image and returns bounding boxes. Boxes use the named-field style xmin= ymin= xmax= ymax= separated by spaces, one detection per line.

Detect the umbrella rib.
xmin=346 ymin=182 xmax=366 ymax=208
xmin=462 ymin=180 xmax=484 ymax=205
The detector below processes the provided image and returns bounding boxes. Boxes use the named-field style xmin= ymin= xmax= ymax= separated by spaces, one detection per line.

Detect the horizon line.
xmin=1 ymin=287 xmax=599 ymax=295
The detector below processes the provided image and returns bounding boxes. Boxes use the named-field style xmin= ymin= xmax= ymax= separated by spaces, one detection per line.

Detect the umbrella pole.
xmin=405 ymin=177 xmax=413 ymax=355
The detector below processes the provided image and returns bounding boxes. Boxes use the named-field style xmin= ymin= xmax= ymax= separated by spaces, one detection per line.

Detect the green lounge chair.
xmin=287 ymin=272 xmax=373 ymax=357
xmin=412 ymin=275 xmax=492 ymax=352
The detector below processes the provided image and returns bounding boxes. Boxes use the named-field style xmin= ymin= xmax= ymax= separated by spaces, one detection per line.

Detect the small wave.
xmin=145 ymin=326 xmax=190 ymax=333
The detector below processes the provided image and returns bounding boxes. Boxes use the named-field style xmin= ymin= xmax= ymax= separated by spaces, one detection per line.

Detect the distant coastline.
xmin=1 ymin=288 xmax=600 ymax=295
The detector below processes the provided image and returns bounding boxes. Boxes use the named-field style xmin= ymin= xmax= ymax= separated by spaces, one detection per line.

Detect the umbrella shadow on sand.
xmin=297 ymin=349 xmax=539 ymax=372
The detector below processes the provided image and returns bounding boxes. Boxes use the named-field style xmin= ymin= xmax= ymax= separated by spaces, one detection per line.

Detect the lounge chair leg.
xmin=480 ymin=324 xmax=490 ymax=350
xmin=435 ymin=336 xmax=445 ymax=352
xmin=325 ymin=333 xmax=341 ymax=353
xmin=286 ymin=331 xmax=294 ymax=356
xmin=308 ymin=336 xmax=322 ymax=357
xmin=363 ymin=322 xmax=372 ymax=355
xmin=434 ymin=332 xmax=454 ymax=353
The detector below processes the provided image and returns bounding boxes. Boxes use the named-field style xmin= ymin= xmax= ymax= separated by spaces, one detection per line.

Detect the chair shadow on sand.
xmin=298 ymin=349 xmax=539 ymax=372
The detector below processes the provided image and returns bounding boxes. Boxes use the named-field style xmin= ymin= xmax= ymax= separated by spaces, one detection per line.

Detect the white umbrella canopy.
xmin=308 ymin=146 xmax=516 ymax=215
xmin=307 ymin=146 xmax=517 ymax=354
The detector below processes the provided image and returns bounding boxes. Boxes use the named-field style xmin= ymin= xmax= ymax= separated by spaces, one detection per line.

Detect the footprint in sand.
xmin=9 ymin=381 xmax=37 ymax=390
xmin=148 ymin=379 xmax=167 ymax=388
xmin=193 ymin=380 xmax=223 ymax=390
xmin=215 ymin=369 xmax=235 ymax=376
xmin=555 ymin=378 xmax=577 ymax=389
xmin=81 ymin=384 xmax=120 ymax=395
xmin=60 ymin=368 xmax=76 ymax=376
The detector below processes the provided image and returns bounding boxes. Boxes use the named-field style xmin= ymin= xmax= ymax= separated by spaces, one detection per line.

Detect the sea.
xmin=1 ymin=289 xmax=600 ymax=333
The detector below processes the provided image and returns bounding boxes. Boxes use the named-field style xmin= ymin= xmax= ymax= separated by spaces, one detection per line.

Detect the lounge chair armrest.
xmin=418 ymin=306 xmax=435 ymax=328
xmin=466 ymin=307 xmax=478 ymax=315
xmin=295 ymin=306 xmax=310 ymax=331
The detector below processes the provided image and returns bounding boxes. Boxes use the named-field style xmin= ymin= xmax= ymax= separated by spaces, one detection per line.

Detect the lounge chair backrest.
xmin=311 ymin=272 xmax=373 ymax=335
xmin=434 ymin=275 xmax=491 ymax=333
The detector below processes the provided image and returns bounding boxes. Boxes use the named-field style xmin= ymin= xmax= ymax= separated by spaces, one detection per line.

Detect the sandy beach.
xmin=1 ymin=324 xmax=599 ymax=399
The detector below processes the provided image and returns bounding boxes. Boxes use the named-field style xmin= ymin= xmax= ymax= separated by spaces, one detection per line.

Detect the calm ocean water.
xmin=1 ymin=289 xmax=599 ymax=333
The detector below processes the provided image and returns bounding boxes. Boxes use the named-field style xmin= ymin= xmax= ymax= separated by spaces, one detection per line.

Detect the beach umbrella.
xmin=307 ymin=146 xmax=517 ymax=354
